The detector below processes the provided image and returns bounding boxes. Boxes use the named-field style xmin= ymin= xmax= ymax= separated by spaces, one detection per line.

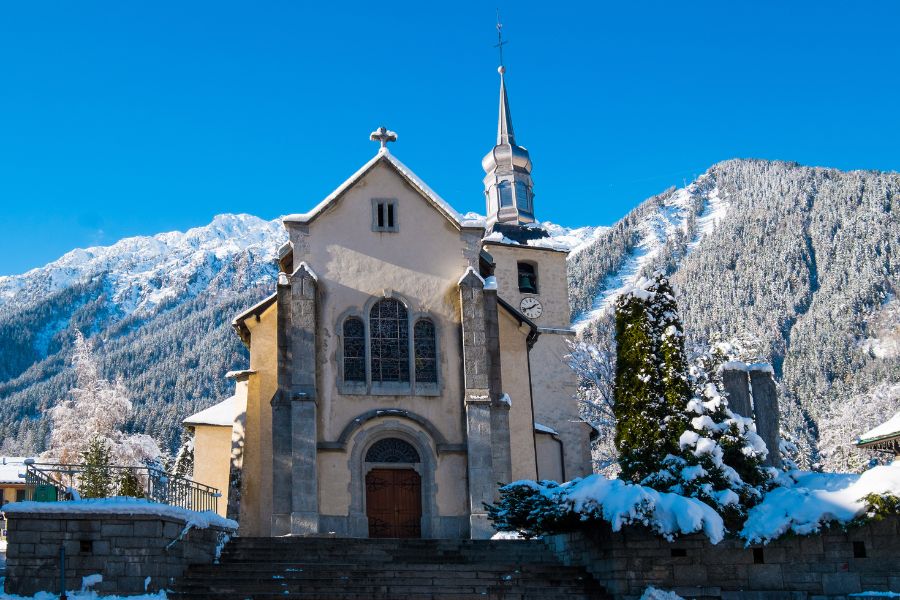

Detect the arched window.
xmin=518 ymin=262 xmax=538 ymax=294
xmin=413 ymin=319 xmax=437 ymax=384
xmin=515 ymin=181 xmax=532 ymax=212
xmin=365 ymin=438 xmax=420 ymax=463
xmin=498 ymin=181 xmax=514 ymax=207
xmin=342 ymin=317 xmax=366 ymax=383
xmin=369 ymin=298 xmax=410 ymax=383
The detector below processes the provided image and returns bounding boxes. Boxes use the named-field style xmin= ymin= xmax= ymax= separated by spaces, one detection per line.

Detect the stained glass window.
xmin=370 ymin=298 xmax=410 ymax=383
xmin=365 ymin=438 xmax=420 ymax=463
xmin=414 ymin=319 xmax=437 ymax=384
xmin=342 ymin=317 xmax=366 ymax=382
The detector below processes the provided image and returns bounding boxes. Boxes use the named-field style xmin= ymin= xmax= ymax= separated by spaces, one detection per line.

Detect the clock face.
xmin=520 ymin=297 xmax=543 ymax=319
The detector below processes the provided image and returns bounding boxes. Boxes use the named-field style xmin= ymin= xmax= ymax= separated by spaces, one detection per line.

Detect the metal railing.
xmin=23 ymin=462 xmax=220 ymax=513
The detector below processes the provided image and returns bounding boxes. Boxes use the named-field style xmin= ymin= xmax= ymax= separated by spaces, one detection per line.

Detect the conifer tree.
xmin=80 ymin=436 xmax=112 ymax=498
xmin=614 ymin=273 xmax=690 ymax=483
xmin=115 ymin=468 xmax=145 ymax=498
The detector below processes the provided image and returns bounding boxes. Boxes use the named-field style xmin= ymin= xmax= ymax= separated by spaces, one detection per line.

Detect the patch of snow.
xmin=3 ymin=497 xmax=237 ymax=531
xmin=183 ymin=396 xmax=235 ymax=427
xmin=741 ymin=462 xmax=900 ymax=544
xmin=499 ymin=393 xmax=511 ymax=407
xmin=747 ymin=362 xmax=774 ymax=374
xmin=457 ymin=266 xmax=485 ymax=286
xmin=573 ymin=177 xmax=728 ymax=332
xmin=81 ymin=574 xmax=102 ymax=591
xmin=720 ymin=360 xmax=749 ymax=372
xmin=534 ymin=423 xmax=559 ymax=435
xmin=483 ymin=276 xmax=498 ymax=291
xmin=491 ymin=530 xmax=525 ymax=540
xmin=295 ymin=261 xmax=318 ymax=281
xmin=640 ymin=586 xmax=686 ymax=600
xmin=857 ymin=411 xmax=900 ymax=443
xmin=0 ymin=457 xmax=31 ymax=485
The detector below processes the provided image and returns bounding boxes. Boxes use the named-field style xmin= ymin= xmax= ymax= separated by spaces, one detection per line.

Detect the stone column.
xmin=721 ymin=364 xmax=753 ymax=418
xmin=271 ymin=272 xmax=293 ymax=535
xmin=459 ymin=268 xmax=495 ymax=539
xmin=483 ymin=285 xmax=512 ymax=489
xmin=749 ymin=365 xmax=783 ymax=470
xmin=289 ymin=263 xmax=319 ymax=535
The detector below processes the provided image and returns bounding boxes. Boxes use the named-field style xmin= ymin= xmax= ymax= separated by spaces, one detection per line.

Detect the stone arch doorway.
xmin=364 ymin=438 xmax=423 ymax=538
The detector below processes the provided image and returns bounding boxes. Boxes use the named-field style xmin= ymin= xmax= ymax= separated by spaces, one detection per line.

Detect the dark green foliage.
xmin=614 ymin=273 xmax=690 ymax=483
xmin=115 ymin=468 xmax=145 ymax=498
xmin=80 ymin=436 xmax=112 ymax=499
xmin=860 ymin=492 xmax=900 ymax=521
xmin=486 ymin=481 xmax=578 ymax=538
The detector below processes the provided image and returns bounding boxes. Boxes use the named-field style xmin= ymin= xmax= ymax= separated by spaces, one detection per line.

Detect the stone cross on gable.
xmin=370 ymin=126 xmax=398 ymax=149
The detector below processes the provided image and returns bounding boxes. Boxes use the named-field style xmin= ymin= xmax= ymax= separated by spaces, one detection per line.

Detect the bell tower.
xmin=482 ymin=20 xmax=536 ymax=227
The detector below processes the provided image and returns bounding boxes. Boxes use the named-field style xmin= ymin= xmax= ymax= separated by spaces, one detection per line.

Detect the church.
xmin=186 ymin=64 xmax=593 ymax=539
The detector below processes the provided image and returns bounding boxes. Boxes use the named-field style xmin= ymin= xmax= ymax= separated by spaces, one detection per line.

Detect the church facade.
xmin=189 ymin=66 xmax=592 ymax=539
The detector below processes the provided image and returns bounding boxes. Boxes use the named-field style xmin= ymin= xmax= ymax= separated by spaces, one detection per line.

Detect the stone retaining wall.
xmin=544 ymin=516 xmax=900 ymax=599
xmin=5 ymin=510 xmax=232 ymax=596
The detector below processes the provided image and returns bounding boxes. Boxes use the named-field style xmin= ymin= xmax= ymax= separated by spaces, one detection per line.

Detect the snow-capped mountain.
xmin=0 ymin=158 xmax=896 ymax=469
xmin=0 ymin=211 xmax=598 ymax=454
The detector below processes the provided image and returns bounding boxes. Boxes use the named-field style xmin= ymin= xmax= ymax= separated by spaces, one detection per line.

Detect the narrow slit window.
xmin=372 ymin=199 xmax=398 ymax=232
xmin=414 ymin=318 xmax=437 ymax=384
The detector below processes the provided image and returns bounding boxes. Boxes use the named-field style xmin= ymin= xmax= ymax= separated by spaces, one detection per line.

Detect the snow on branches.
xmin=44 ymin=331 xmax=162 ymax=468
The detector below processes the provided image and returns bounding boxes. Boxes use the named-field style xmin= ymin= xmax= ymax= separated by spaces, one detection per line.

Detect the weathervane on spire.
xmin=369 ymin=126 xmax=397 ymax=149
xmin=495 ymin=9 xmax=507 ymax=72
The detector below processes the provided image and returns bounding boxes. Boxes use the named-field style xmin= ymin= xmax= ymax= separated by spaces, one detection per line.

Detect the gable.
xmin=283 ymin=149 xmax=484 ymax=232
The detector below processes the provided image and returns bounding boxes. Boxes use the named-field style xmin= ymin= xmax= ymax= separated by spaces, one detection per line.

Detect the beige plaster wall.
xmin=238 ymin=302 xmax=278 ymax=535
xmin=535 ymin=433 xmax=564 ymax=482
xmin=485 ymin=242 xmax=592 ymax=479
xmin=288 ymin=161 xmax=477 ymax=462
xmin=192 ymin=424 xmax=232 ymax=517
xmin=497 ymin=309 xmax=537 ymax=481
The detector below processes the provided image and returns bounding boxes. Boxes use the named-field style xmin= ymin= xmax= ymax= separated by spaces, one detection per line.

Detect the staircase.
xmin=170 ymin=537 xmax=610 ymax=600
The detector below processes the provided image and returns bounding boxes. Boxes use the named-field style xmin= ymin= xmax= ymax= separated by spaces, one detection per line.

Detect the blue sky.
xmin=1 ymin=1 xmax=898 ymax=276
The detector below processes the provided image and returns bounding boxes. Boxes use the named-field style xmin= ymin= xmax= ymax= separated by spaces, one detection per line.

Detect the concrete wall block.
xmin=747 ymin=564 xmax=784 ymax=590
xmin=821 ymin=572 xmax=862 ymax=595
xmin=100 ymin=523 xmax=134 ymax=537
xmin=66 ymin=519 xmax=101 ymax=533
xmin=133 ymin=520 xmax=164 ymax=537
xmin=672 ymin=564 xmax=709 ymax=586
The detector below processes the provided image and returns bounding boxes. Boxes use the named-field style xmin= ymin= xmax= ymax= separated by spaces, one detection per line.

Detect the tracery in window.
xmin=370 ymin=298 xmax=410 ymax=383
xmin=342 ymin=317 xmax=366 ymax=383
xmin=365 ymin=438 xmax=420 ymax=463
xmin=414 ymin=319 xmax=437 ymax=384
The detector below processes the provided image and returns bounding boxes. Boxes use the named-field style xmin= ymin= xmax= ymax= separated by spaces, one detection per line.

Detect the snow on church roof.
xmin=184 ymin=396 xmax=236 ymax=427
xmin=282 ymin=148 xmax=486 ymax=230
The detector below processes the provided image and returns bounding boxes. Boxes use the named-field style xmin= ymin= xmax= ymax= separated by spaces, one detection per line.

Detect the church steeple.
xmin=482 ymin=19 xmax=536 ymax=227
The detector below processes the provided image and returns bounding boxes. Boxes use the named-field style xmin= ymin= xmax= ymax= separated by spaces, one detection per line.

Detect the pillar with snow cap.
xmin=720 ymin=361 xmax=753 ymax=419
xmin=749 ymin=363 xmax=782 ymax=470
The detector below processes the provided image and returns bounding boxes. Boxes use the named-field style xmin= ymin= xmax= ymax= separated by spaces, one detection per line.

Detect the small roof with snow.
xmin=282 ymin=148 xmax=485 ymax=231
xmin=856 ymin=411 xmax=900 ymax=453
xmin=184 ymin=396 xmax=236 ymax=428
xmin=0 ymin=457 xmax=29 ymax=485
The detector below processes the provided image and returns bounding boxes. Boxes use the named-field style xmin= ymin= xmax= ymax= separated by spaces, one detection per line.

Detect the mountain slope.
xmin=569 ymin=159 xmax=900 ymax=467
xmin=0 ymin=213 xmax=599 ymax=455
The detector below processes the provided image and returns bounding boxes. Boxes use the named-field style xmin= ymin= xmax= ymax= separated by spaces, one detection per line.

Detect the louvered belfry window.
xmin=370 ymin=298 xmax=410 ymax=383
xmin=414 ymin=319 xmax=437 ymax=384
xmin=342 ymin=317 xmax=366 ymax=382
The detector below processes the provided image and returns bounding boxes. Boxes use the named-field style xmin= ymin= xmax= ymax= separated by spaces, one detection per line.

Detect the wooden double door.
xmin=365 ymin=468 xmax=422 ymax=538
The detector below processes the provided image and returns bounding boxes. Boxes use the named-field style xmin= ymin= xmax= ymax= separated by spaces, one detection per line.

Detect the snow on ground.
xmin=3 ymin=498 xmax=237 ymax=531
xmin=0 ymin=592 xmax=166 ymax=600
xmin=573 ymin=176 xmax=728 ymax=332
xmin=741 ymin=462 xmax=900 ymax=544
xmin=640 ymin=586 xmax=685 ymax=600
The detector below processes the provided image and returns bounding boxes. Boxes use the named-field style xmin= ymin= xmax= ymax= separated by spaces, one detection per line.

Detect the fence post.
xmin=59 ymin=544 xmax=67 ymax=600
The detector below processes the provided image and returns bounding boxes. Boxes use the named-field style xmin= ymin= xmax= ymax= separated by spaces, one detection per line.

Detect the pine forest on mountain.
xmin=0 ymin=159 xmax=897 ymax=473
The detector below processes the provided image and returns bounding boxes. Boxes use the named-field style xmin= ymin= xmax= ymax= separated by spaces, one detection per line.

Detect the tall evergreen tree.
xmin=80 ymin=436 xmax=112 ymax=498
xmin=614 ymin=273 xmax=690 ymax=483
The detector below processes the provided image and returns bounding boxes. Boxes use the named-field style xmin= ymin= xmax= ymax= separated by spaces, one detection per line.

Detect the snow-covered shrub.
xmin=487 ymin=474 xmax=724 ymax=543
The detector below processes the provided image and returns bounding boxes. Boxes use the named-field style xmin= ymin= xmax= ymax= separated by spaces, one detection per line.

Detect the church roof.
xmin=231 ymin=292 xmax=277 ymax=346
xmin=184 ymin=396 xmax=236 ymax=428
xmin=283 ymin=148 xmax=486 ymax=231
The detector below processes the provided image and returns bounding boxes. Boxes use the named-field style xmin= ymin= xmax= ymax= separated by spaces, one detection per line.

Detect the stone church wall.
xmin=544 ymin=517 xmax=900 ymax=599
